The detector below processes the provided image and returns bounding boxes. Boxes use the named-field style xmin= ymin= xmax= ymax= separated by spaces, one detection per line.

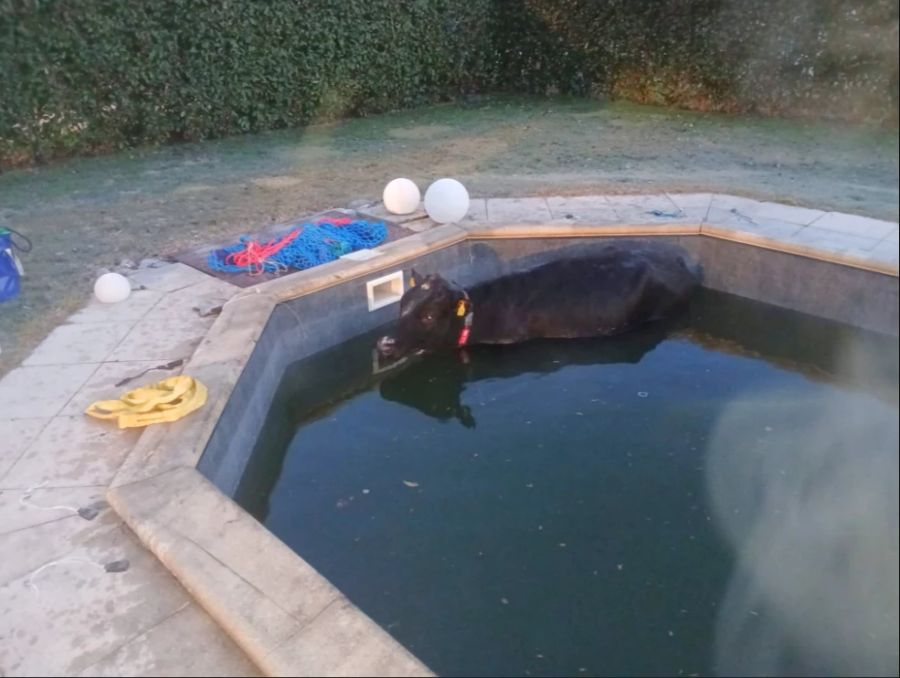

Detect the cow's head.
xmin=376 ymin=269 xmax=470 ymax=360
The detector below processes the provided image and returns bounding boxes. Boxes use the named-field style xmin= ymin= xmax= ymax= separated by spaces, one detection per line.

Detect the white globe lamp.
xmin=382 ymin=178 xmax=421 ymax=215
xmin=424 ymin=178 xmax=469 ymax=224
xmin=94 ymin=272 xmax=132 ymax=304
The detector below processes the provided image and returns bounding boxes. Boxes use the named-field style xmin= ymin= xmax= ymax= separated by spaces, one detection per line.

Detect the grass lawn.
xmin=1 ymin=96 xmax=898 ymax=375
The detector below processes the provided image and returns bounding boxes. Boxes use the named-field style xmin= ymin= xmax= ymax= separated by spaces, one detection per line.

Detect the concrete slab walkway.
xmin=0 ymin=262 xmax=259 ymax=677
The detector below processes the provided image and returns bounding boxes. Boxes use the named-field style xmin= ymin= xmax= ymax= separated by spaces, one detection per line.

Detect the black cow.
xmin=376 ymin=239 xmax=702 ymax=360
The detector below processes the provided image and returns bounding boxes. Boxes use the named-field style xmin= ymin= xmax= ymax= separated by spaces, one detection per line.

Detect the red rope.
xmin=222 ymin=218 xmax=354 ymax=274
xmin=225 ymin=228 xmax=301 ymax=273
xmin=322 ymin=216 xmax=353 ymax=226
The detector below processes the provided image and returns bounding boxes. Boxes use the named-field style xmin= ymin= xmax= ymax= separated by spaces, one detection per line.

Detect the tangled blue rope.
xmin=207 ymin=219 xmax=387 ymax=275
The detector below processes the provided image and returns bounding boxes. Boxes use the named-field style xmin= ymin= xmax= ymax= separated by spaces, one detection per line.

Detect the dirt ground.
xmin=1 ymin=96 xmax=898 ymax=375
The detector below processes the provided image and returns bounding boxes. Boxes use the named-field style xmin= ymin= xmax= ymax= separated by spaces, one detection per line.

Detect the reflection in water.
xmin=706 ymin=344 xmax=899 ymax=676
xmin=379 ymin=323 xmax=671 ymax=428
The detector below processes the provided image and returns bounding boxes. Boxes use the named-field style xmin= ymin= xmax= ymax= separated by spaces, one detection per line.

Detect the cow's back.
xmin=472 ymin=240 xmax=701 ymax=341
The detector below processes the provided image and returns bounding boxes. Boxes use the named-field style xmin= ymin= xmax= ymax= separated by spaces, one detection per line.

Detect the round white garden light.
xmin=424 ymin=178 xmax=469 ymax=224
xmin=382 ymin=178 xmax=421 ymax=215
xmin=94 ymin=272 xmax=131 ymax=304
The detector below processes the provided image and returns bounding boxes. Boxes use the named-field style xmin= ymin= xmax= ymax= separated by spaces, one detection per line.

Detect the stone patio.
xmin=0 ymin=263 xmax=259 ymax=677
xmin=0 ymin=193 xmax=897 ymax=677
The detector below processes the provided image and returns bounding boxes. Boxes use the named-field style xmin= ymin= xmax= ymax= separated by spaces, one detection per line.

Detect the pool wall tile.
xmin=695 ymin=238 xmax=898 ymax=334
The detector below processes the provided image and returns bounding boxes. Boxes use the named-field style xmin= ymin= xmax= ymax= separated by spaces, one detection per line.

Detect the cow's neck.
xmin=464 ymin=283 xmax=521 ymax=345
xmin=456 ymin=288 xmax=474 ymax=347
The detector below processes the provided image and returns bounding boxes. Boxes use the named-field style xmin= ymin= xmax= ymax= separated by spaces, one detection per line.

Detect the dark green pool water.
xmin=236 ymin=290 xmax=899 ymax=677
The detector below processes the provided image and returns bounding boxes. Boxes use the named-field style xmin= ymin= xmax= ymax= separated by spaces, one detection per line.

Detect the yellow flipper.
xmin=85 ymin=376 xmax=208 ymax=429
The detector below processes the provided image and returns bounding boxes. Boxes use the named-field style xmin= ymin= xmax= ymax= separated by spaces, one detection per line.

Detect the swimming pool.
xmin=110 ymin=197 xmax=897 ymax=676
xmin=234 ymin=289 xmax=899 ymax=676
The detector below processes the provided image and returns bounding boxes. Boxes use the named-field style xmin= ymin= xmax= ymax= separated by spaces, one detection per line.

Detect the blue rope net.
xmin=207 ymin=219 xmax=387 ymax=275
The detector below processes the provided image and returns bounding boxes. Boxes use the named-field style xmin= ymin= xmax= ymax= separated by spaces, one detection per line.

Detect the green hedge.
xmin=2 ymin=0 xmax=897 ymax=166
xmin=0 ymin=0 xmax=496 ymax=164
xmin=493 ymin=0 xmax=899 ymax=123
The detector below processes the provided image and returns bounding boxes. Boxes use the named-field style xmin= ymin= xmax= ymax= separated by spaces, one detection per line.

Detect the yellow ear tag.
xmin=456 ymin=300 xmax=466 ymax=317
xmin=409 ymin=277 xmax=416 ymax=287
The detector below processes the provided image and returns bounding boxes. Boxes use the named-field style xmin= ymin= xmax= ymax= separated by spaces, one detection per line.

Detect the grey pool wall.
xmin=197 ymin=234 xmax=899 ymax=498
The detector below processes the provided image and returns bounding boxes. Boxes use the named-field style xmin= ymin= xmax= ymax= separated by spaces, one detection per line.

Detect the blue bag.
xmin=0 ymin=227 xmax=31 ymax=303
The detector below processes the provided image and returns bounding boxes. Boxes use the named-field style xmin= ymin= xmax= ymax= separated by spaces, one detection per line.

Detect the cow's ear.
xmin=409 ymin=268 xmax=421 ymax=287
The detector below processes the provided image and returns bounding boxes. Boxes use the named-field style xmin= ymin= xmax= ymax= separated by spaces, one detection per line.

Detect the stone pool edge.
xmin=107 ymin=467 xmax=429 ymax=677
xmin=106 ymin=194 xmax=899 ymax=677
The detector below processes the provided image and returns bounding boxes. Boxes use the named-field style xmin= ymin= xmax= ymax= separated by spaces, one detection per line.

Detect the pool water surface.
xmin=236 ymin=290 xmax=899 ymax=677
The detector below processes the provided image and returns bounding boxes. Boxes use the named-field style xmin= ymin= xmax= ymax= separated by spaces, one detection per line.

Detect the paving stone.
xmin=666 ymin=192 xmax=715 ymax=214
xmin=190 ymin=295 xmax=275 ymax=369
xmin=0 ymin=364 xmax=98 ymax=420
xmin=706 ymin=194 xmax=762 ymax=213
xmin=668 ymin=192 xmax=713 ymax=223
xmin=545 ymin=196 xmax=619 ymax=223
xmin=135 ymin=522 xmax=303 ymax=657
xmin=264 ymin=598 xmax=430 ymax=677
xmin=107 ymin=309 xmax=214 ymax=362
xmin=705 ymin=196 xmax=826 ymax=226
xmin=340 ymin=248 xmax=383 ymax=262
xmin=403 ymin=218 xmax=436 ymax=232
xmin=703 ymin=216 xmax=804 ymax=241
xmin=605 ymin=194 xmax=694 ymax=224
xmin=0 ymin=419 xmax=50 ymax=482
xmin=884 ymin=228 xmax=899 ymax=244
xmin=751 ymin=201 xmax=826 ymax=226
xmin=1 ymin=416 xmax=141 ymax=489
xmin=112 ymin=468 xmax=341 ymax=626
xmin=60 ymin=360 xmax=185 ymax=417
xmin=784 ymin=226 xmax=881 ymax=254
xmin=68 ymin=289 xmax=164 ymax=324
xmin=843 ymin=239 xmax=900 ymax=268
xmin=705 ymin=205 xmax=770 ymax=229
xmin=160 ymin=276 xmax=236 ymax=308
xmin=0 ymin=486 xmax=106 ymax=535
xmin=127 ymin=262 xmax=218 ymax=293
xmin=0 ymin=507 xmax=121 ymax=586
xmin=77 ymin=602 xmax=261 ymax=677
xmin=138 ymin=257 xmax=171 ymax=269
xmin=0 ymin=523 xmax=191 ymax=676
xmin=869 ymin=238 xmax=900 ymax=265
xmin=487 ymin=197 xmax=552 ymax=223
xmin=23 ymin=322 xmax=135 ymax=367
xmin=463 ymin=198 xmax=488 ymax=223
xmin=808 ymin=212 xmax=898 ymax=239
